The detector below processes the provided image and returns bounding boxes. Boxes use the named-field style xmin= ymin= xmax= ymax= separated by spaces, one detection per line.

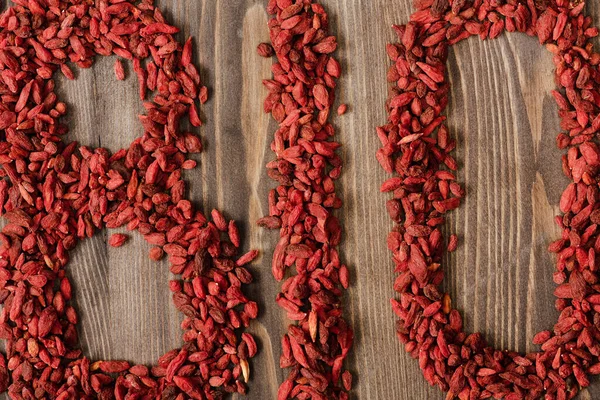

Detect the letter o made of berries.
xmin=0 ymin=1 xmax=258 ymax=399
xmin=378 ymin=0 xmax=600 ymax=399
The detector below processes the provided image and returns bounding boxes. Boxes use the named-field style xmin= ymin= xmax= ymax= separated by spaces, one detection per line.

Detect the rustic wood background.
xmin=2 ymin=0 xmax=600 ymax=399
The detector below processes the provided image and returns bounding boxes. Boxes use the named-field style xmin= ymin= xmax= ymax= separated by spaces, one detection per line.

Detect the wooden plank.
xmin=2 ymin=0 xmax=600 ymax=398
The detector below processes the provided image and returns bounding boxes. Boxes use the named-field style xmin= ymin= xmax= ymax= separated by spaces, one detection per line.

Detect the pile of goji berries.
xmin=257 ymin=1 xmax=353 ymax=399
xmin=0 ymin=0 xmax=258 ymax=398
xmin=378 ymin=0 xmax=600 ymax=398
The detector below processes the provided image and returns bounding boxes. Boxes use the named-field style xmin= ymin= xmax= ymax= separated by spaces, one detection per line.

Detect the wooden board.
xmin=2 ymin=0 xmax=600 ymax=399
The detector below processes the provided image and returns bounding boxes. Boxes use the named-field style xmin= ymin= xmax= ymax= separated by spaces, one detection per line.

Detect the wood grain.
xmin=2 ymin=0 xmax=600 ymax=399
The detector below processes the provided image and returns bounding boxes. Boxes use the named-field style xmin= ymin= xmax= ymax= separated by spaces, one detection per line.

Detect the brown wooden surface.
xmin=2 ymin=0 xmax=600 ymax=399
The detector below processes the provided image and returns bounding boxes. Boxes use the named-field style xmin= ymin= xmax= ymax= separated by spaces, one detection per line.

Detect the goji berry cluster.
xmin=378 ymin=0 xmax=600 ymax=399
xmin=258 ymin=1 xmax=353 ymax=399
xmin=0 ymin=0 xmax=258 ymax=398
